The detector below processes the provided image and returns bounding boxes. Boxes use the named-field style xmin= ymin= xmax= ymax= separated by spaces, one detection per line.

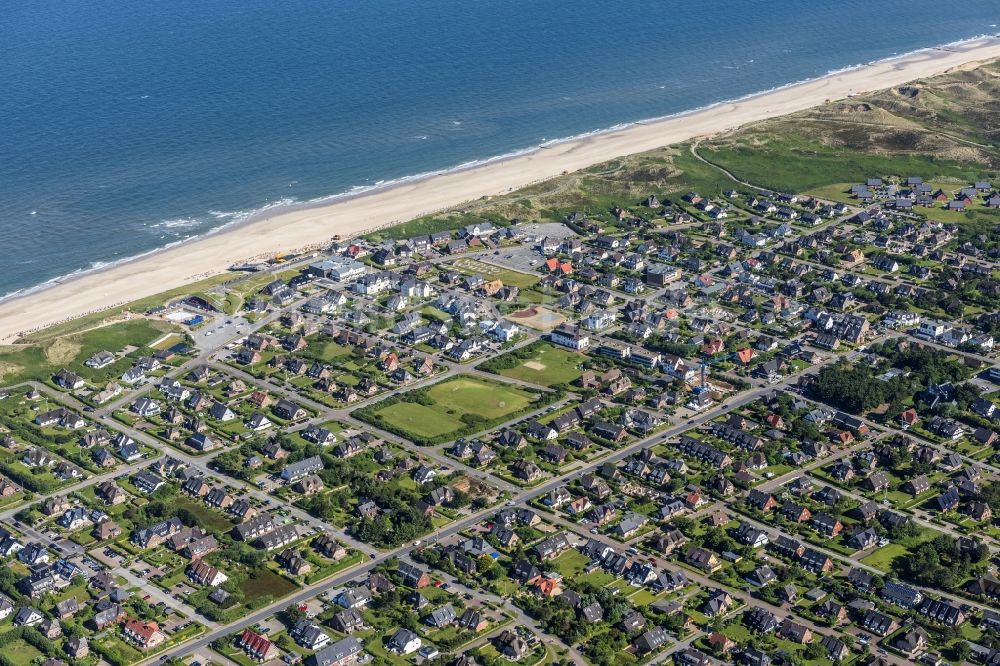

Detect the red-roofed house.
xmin=532 ymin=577 xmax=561 ymax=597
xmin=708 ymin=632 xmax=735 ymax=654
xmin=248 ymin=391 xmax=272 ymax=409
xmin=736 ymin=348 xmax=755 ymax=364
xmin=702 ymin=338 xmax=725 ymax=355
xmin=684 ymin=491 xmax=706 ymax=510
xmin=542 ymin=257 xmax=573 ymax=275
xmin=123 ymin=619 xmax=165 ymax=650
xmin=239 ymin=629 xmax=278 ymax=662
xmin=835 ymin=431 xmax=854 ymax=446
xmin=345 ymin=244 xmax=367 ymax=259
xmin=900 ymin=408 xmax=919 ymax=430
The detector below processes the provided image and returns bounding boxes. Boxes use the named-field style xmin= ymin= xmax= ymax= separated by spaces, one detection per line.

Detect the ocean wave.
xmin=3 ymin=31 xmax=998 ymax=307
xmin=206 ymin=197 xmax=298 ymax=227
xmin=529 ymin=31 xmax=1000 ymax=147
xmin=0 ymin=237 xmax=191 ymax=304
xmin=151 ymin=217 xmax=204 ymax=230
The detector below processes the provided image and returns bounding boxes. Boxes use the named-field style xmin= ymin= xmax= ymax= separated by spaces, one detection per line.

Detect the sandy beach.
xmin=4 ymin=37 xmax=1000 ymax=344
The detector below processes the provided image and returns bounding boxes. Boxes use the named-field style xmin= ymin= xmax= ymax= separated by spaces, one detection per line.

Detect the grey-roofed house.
xmin=308 ymin=636 xmax=364 ymax=666
xmin=425 ymin=603 xmax=457 ymax=627
xmin=881 ymin=580 xmax=923 ymax=609
xmin=331 ymin=608 xmax=365 ymax=634
xmin=634 ymin=626 xmax=669 ymax=655
xmin=386 ymin=628 xmax=422 ymax=655
xmin=291 ymin=620 xmax=332 ymax=651
xmin=281 ymin=455 xmax=324 ymax=482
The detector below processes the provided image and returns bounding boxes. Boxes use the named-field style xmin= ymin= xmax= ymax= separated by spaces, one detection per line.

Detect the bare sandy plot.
xmin=523 ymin=361 xmax=547 ymax=371
xmin=510 ymin=306 xmax=565 ymax=331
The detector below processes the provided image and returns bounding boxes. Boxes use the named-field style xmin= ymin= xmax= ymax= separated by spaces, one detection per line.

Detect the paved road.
xmin=145 ymin=337 xmax=844 ymax=664
xmin=12 ymin=231 xmax=996 ymax=666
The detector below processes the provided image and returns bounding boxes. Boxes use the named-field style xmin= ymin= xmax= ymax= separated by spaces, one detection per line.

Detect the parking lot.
xmin=188 ymin=314 xmax=250 ymax=351
xmin=484 ymin=245 xmax=546 ymax=275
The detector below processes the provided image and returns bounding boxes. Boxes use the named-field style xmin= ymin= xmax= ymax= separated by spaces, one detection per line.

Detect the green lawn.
xmin=628 ymin=588 xmax=660 ymax=607
xmin=701 ymin=129 xmax=993 ymax=194
xmin=303 ymin=552 xmax=365 ymax=585
xmin=551 ymin=549 xmax=590 ymax=578
xmin=318 ymin=341 xmax=354 ymax=361
xmin=374 ymin=402 xmax=465 ymax=439
xmin=367 ymin=375 xmax=540 ymax=443
xmin=364 ymin=636 xmax=420 ymax=666
xmin=577 ymin=570 xmax=616 ymax=587
xmin=425 ymin=376 xmax=534 ymax=418
xmin=450 ymin=258 xmax=540 ymax=289
xmin=494 ymin=343 xmax=583 ymax=387
xmin=861 ymin=543 xmax=907 ymax=572
xmin=173 ymin=496 xmax=235 ymax=532
xmin=0 ymin=319 xmax=176 ymax=386
xmin=6 ymin=640 xmax=43 ymax=666
xmin=420 ymin=306 xmax=453 ymax=323
xmin=215 ymin=644 xmax=261 ymax=666
xmin=93 ymin=635 xmax=144 ymax=666
xmin=860 ymin=524 xmax=941 ymax=573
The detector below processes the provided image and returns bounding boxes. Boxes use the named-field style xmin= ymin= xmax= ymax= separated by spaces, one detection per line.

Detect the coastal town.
xmin=1 ymin=160 xmax=1000 ymax=666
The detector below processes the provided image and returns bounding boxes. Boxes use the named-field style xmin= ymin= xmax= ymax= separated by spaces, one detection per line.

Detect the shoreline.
xmin=4 ymin=35 xmax=1000 ymax=344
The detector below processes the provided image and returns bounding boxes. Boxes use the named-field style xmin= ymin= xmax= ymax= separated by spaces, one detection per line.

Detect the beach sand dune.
xmin=3 ymin=38 xmax=1000 ymax=343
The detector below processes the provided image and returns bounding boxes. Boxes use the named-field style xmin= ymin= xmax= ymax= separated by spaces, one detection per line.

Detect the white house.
xmin=121 ymin=367 xmax=145 ymax=384
xmin=550 ymin=325 xmax=590 ymax=351
xmin=0 ymin=596 xmax=13 ymax=620
xmin=916 ymin=320 xmax=948 ymax=340
xmin=490 ymin=321 xmax=520 ymax=342
xmin=582 ymin=310 xmax=617 ymax=331
xmin=387 ymin=629 xmax=422 ymax=655
xmin=85 ymin=351 xmax=116 ymax=369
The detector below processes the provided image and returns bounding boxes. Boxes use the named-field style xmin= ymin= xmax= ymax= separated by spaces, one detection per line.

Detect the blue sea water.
xmin=2 ymin=0 xmax=999 ymax=298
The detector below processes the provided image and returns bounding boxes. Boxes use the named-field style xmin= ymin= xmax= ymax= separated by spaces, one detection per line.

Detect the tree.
xmin=893 ymin=534 xmax=984 ymax=590
xmin=810 ymin=361 xmax=891 ymax=414
xmin=279 ymin=604 xmax=306 ymax=626
xmin=954 ymin=640 xmax=971 ymax=663
xmin=477 ymin=557 xmax=497 ymax=575
xmin=885 ymin=517 xmax=919 ymax=542
xmin=805 ymin=641 xmax=826 ymax=661
xmin=449 ymin=489 xmax=472 ymax=509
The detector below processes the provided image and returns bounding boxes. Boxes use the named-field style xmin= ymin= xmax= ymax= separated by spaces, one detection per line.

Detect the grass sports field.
xmin=371 ymin=375 xmax=537 ymax=442
xmin=495 ymin=343 xmax=583 ymax=387
xmin=374 ymin=402 xmax=465 ymax=439
xmin=427 ymin=375 xmax=534 ymax=417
